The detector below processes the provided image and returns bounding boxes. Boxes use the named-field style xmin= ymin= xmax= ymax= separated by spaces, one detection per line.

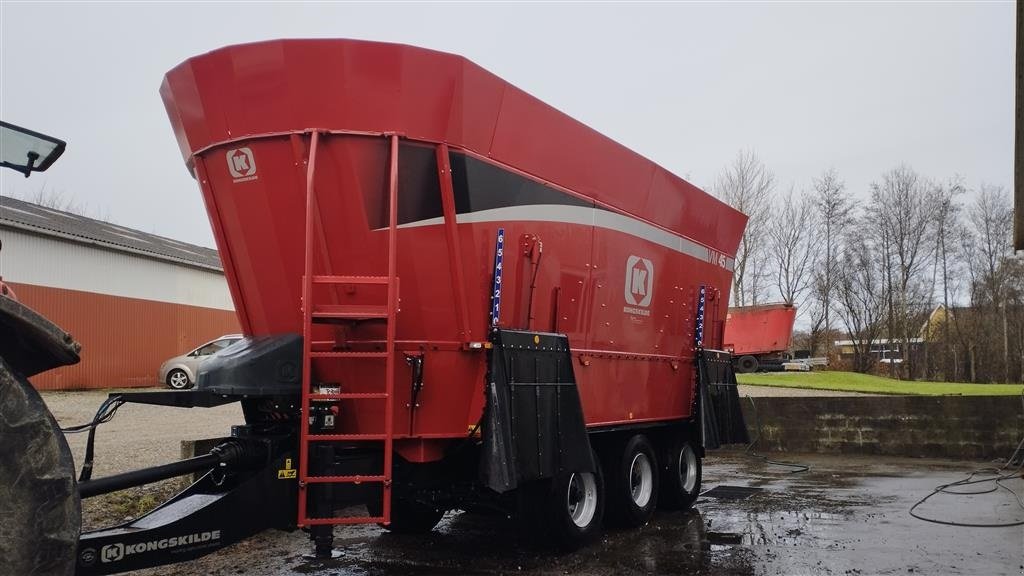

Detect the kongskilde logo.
xmin=623 ymin=255 xmax=653 ymax=316
xmin=226 ymin=147 xmax=257 ymax=182
xmin=99 ymin=530 xmax=221 ymax=563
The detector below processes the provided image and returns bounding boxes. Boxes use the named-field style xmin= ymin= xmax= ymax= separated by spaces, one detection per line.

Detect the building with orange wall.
xmin=0 ymin=195 xmax=239 ymax=390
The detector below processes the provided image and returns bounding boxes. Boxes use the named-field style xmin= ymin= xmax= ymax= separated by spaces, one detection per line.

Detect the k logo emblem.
xmin=624 ymin=256 xmax=654 ymax=308
xmin=226 ymin=147 xmax=257 ymax=181
xmin=100 ymin=542 xmax=124 ymax=563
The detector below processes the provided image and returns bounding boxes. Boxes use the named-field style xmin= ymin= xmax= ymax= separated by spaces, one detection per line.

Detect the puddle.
xmin=702 ymin=485 xmax=764 ymax=500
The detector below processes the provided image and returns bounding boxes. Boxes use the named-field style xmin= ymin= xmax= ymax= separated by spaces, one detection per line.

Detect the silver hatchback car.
xmin=158 ymin=334 xmax=243 ymax=389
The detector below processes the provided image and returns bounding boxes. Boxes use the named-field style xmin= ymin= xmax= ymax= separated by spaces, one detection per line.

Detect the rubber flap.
xmin=481 ymin=329 xmax=594 ymax=493
xmin=698 ymin=348 xmax=750 ymax=448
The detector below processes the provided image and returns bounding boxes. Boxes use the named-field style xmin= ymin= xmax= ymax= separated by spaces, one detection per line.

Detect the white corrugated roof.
xmin=0 ymin=195 xmax=223 ymax=271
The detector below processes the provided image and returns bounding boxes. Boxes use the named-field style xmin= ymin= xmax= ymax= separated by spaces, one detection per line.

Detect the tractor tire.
xmin=0 ymin=356 xmax=80 ymax=576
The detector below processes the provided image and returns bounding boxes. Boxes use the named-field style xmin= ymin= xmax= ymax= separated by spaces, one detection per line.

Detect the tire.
xmin=736 ymin=355 xmax=759 ymax=373
xmin=604 ymin=434 xmax=659 ymax=527
xmin=369 ymin=497 xmax=444 ymax=534
xmin=520 ymin=449 xmax=605 ymax=550
xmin=166 ymin=369 xmax=191 ymax=389
xmin=658 ymin=434 xmax=702 ymax=510
xmin=0 ymin=357 xmax=80 ymax=576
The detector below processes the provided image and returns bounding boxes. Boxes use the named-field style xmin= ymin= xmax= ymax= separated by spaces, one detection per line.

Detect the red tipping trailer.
xmin=723 ymin=303 xmax=797 ymax=372
xmin=56 ymin=37 xmax=754 ymax=563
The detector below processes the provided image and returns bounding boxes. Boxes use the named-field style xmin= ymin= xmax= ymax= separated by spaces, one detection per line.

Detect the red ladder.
xmin=297 ymin=132 xmax=399 ymax=526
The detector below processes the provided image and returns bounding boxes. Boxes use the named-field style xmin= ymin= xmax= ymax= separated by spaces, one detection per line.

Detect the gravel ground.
xmin=42 ymin=388 xmax=243 ymax=476
xmin=41 ymin=388 xmax=243 ymax=529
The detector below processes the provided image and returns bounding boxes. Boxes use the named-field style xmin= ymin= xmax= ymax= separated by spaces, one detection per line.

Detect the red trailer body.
xmin=723 ymin=303 xmax=797 ymax=371
xmin=162 ymin=38 xmax=745 ymax=440
xmin=160 ymin=39 xmax=746 ymax=536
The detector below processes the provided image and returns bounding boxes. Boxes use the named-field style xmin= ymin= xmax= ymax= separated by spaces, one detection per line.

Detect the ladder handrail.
xmin=297 ymin=131 xmax=399 ymax=527
xmin=297 ymin=130 xmax=321 ymax=524
xmin=382 ymin=134 xmax=399 ymax=522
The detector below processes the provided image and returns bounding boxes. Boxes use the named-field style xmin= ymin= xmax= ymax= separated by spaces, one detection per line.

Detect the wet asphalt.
xmin=132 ymin=451 xmax=1024 ymax=576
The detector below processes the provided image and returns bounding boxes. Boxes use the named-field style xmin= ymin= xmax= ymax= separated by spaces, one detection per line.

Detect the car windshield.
xmin=194 ymin=339 xmax=233 ymax=356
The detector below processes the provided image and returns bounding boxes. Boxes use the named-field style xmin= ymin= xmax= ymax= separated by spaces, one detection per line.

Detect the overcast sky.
xmin=0 ymin=1 xmax=1015 ymax=249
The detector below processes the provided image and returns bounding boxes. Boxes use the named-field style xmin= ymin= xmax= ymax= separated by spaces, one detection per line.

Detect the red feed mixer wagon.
xmin=723 ymin=303 xmax=798 ymax=373
xmin=0 ymin=39 xmax=750 ymax=575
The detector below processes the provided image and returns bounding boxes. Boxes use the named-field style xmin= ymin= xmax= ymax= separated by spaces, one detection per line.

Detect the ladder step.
xmin=311 ymin=304 xmax=388 ymax=321
xmin=309 ymin=351 xmax=389 ymax=359
xmin=311 ymin=275 xmax=391 ymax=285
xmin=308 ymin=393 xmax=388 ymax=400
xmin=301 ymin=516 xmax=387 ymax=526
xmin=303 ymin=474 xmax=387 ymax=484
xmin=306 ymin=433 xmax=387 ymax=441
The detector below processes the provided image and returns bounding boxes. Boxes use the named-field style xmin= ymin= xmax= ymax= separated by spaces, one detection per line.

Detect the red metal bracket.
xmin=437 ymin=143 xmax=473 ymax=342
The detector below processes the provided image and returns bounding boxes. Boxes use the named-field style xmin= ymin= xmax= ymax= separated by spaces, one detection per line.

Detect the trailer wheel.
xmin=604 ymin=434 xmax=659 ymax=527
xmin=519 ymin=449 xmax=604 ymax=550
xmin=658 ymin=435 xmax=702 ymax=510
xmin=370 ymin=498 xmax=444 ymax=534
xmin=736 ymin=355 xmax=759 ymax=373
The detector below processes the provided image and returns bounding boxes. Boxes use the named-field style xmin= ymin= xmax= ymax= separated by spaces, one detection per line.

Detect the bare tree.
xmin=968 ymin=185 xmax=1014 ymax=291
xmin=767 ymin=186 xmax=817 ymax=305
xmin=953 ymin=223 xmax=983 ymax=381
xmin=15 ymin=185 xmax=112 ymax=221
xmin=714 ymin=150 xmax=775 ymax=306
xmin=803 ymin=286 xmax=829 ymax=356
xmin=929 ymin=178 xmax=964 ymax=380
xmin=875 ymin=214 xmax=899 ymax=378
xmin=961 ymin=185 xmax=1016 ymax=382
xmin=20 ymin=185 xmax=85 ymax=214
xmin=809 ymin=169 xmax=854 ymax=356
xmin=868 ymin=166 xmax=942 ymax=378
xmin=834 ymin=233 xmax=888 ymax=373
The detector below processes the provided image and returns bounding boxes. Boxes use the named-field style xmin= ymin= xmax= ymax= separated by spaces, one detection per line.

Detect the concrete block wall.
xmin=740 ymin=396 xmax=1024 ymax=460
xmin=181 ymin=397 xmax=1024 ymax=464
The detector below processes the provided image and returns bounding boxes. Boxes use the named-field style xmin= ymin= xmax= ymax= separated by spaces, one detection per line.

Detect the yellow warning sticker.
xmin=278 ymin=458 xmax=297 ymax=480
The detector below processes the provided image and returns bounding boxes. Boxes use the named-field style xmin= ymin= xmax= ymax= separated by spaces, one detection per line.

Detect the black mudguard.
xmin=480 ymin=329 xmax=594 ymax=493
xmin=698 ymin=348 xmax=750 ymax=448
xmin=0 ymin=296 xmax=82 ymax=575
